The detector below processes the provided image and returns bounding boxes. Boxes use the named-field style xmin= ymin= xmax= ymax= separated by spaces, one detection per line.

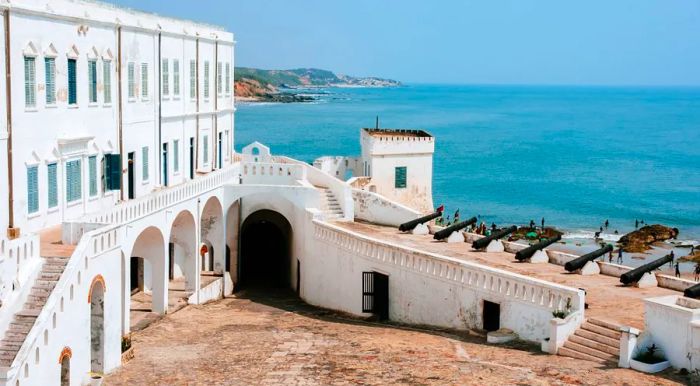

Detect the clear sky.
xmin=109 ymin=0 xmax=700 ymax=86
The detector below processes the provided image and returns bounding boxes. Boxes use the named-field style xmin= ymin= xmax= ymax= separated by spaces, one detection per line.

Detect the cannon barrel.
xmin=514 ymin=235 xmax=562 ymax=261
xmin=433 ymin=217 xmax=478 ymax=240
xmin=398 ymin=211 xmax=443 ymax=232
xmin=620 ymin=254 xmax=673 ymax=285
xmin=684 ymin=283 xmax=700 ymax=298
xmin=472 ymin=226 xmax=517 ymax=250
xmin=564 ymin=245 xmax=613 ymax=272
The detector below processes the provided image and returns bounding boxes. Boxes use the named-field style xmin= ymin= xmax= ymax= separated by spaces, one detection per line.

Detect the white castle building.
xmin=0 ymin=1 xmax=697 ymax=385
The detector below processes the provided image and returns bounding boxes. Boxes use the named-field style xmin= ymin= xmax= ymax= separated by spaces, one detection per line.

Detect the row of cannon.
xmin=398 ymin=211 xmax=690 ymax=291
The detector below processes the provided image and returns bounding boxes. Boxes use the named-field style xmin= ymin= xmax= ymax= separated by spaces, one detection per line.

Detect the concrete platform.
xmin=335 ymin=221 xmax=680 ymax=330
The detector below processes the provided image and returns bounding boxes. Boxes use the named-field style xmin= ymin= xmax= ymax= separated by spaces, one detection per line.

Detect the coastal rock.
xmin=619 ymin=224 xmax=679 ymax=253
xmin=510 ymin=226 xmax=562 ymax=242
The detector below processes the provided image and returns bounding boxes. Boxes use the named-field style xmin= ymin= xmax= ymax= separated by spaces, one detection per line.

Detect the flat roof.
xmin=362 ymin=128 xmax=432 ymax=138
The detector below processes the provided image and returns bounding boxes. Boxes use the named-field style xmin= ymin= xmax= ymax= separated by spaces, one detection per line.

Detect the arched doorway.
xmin=58 ymin=347 xmax=71 ymax=386
xmin=89 ymin=276 xmax=105 ymax=374
xmin=169 ymin=210 xmax=197 ymax=292
xmin=200 ymin=196 xmax=224 ymax=275
xmin=129 ymin=227 xmax=167 ymax=315
xmin=239 ymin=210 xmax=293 ymax=289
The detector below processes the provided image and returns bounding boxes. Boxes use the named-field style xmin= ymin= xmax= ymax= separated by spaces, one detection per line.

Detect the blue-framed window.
xmin=67 ymin=58 xmax=77 ymax=105
xmin=47 ymin=163 xmax=58 ymax=208
xmin=66 ymin=159 xmax=82 ymax=202
xmin=27 ymin=166 xmax=38 ymax=213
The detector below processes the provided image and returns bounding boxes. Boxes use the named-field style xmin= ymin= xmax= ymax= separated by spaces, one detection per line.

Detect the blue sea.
xmin=235 ymin=85 xmax=700 ymax=248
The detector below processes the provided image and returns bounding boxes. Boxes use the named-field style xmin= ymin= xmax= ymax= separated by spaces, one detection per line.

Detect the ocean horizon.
xmin=235 ymin=84 xmax=700 ymax=245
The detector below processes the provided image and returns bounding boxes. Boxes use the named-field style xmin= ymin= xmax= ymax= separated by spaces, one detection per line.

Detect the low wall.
xmin=304 ymin=220 xmax=585 ymax=343
xmin=644 ymin=295 xmax=700 ymax=370
xmin=352 ymin=189 xmax=420 ymax=227
xmin=189 ymin=277 xmax=223 ymax=305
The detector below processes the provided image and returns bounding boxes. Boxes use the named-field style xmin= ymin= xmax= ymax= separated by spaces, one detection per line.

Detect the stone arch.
xmin=89 ymin=277 xmax=105 ymax=374
xmin=239 ymin=209 xmax=293 ymax=289
xmin=169 ymin=210 xmax=197 ymax=292
xmin=128 ymin=226 xmax=167 ymax=314
xmin=200 ymin=196 xmax=224 ymax=275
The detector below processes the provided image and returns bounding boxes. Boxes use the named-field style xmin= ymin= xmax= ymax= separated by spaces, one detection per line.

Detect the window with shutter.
xmin=88 ymin=60 xmax=97 ymax=103
xmin=89 ymin=156 xmax=97 ymax=196
xmin=128 ymin=62 xmax=135 ymax=99
xmin=103 ymin=154 xmax=121 ymax=191
xmin=217 ymin=61 xmax=222 ymax=95
xmin=173 ymin=59 xmax=180 ymax=96
xmin=162 ymin=58 xmax=169 ymax=96
xmin=203 ymin=61 xmax=210 ymax=99
xmin=141 ymin=63 xmax=149 ymax=99
xmin=27 ymin=166 xmax=39 ymax=214
xmin=103 ymin=61 xmax=111 ymax=104
xmin=203 ymin=135 xmax=209 ymax=165
xmin=67 ymin=59 xmax=77 ymax=105
xmin=142 ymin=146 xmax=149 ymax=181
xmin=24 ymin=56 xmax=36 ymax=108
xmin=189 ymin=59 xmax=196 ymax=99
xmin=395 ymin=166 xmax=407 ymax=188
xmin=47 ymin=163 xmax=58 ymax=208
xmin=66 ymin=159 xmax=82 ymax=202
xmin=225 ymin=63 xmax=231 ymax=95
xmin=173 ymin=139 xmax=179 ymax=172
xmin=45 ymin=57 xmax=56 ymax=105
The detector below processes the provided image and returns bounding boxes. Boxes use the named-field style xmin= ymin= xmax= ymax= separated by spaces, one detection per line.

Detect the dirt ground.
xmin=105 ymin=290 xmax=692 ymax=386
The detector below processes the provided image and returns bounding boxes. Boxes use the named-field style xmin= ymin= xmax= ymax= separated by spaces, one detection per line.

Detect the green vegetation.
xmin=234 ymin=67 xmax=399 ymax=88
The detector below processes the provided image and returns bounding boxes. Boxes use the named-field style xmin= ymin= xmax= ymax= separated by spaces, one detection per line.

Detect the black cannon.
xmin=514 ymin=235 xmax=562 ymax=261
xmin=620 ymin=254 xmax=673 ymax=285
xmin=433 ymin=217 xmax=477 ymax=240
xmin=684 ymin=283 xmax=700 ymax=298
xmin=398 ymin=211 xmax=443 ymax=232
xmin=472 ymin=226 xmax=517 ymax=250
xmin=564 ymin=245 xmax=613 ymax=272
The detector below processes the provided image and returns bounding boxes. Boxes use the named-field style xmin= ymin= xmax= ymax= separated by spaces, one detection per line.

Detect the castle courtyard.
xmin=104 ymin=290 xmax=686 ymax=386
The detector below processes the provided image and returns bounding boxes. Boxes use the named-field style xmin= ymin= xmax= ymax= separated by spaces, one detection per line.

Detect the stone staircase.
xmin=558 ymin=318 xmax=621 ymax=364
xmin=0 ymin=256 xmax=69 ymax=367
xmin=317 ymin=187 xmax=344 ymax=220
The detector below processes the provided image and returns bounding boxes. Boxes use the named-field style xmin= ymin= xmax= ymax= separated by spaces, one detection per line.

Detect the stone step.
xmin=30 ymin=287 xmax=51 ymax=296
xmin=568 ymin=335 xmax=620 ymax=356
xmin=41 ymin=266 xmax=65 ymax=273
xmin=581 ymin=322 xmax=621 ymax=340
xmin=574 ymin=329 xmax=619 ymax=348
xmin=8 ymin=323 xmax=32 ymax=333
xmin=562 ymin=341 xmax=617 ymax=361
xmin=38 ymin=272 xmax=61 ymax=280
xmin=35 ymin=280 xmax=57 ymax=288
xmin=588 ymin=318 xmax=622 ymax=331
xmin=17 ymin=309 xmax=41 ymax=317
xmin=558 ymin=347 xmax=610 ymax=364
xmin=0 ymin=341 xmax=22 ymax=350
xmin=28 ymin=294 xmax=49 ymax=303
xmin=2 ymin=332 xmax=26 ymax=341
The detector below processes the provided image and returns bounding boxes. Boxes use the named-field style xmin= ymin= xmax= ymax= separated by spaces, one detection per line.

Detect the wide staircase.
xmin=317 ymin=187 xmax=344 ymax=220
xmin=558 ymin=318 xmax=621 ymax=364
xmin=0 ymin=255 xmax=70 ymax=367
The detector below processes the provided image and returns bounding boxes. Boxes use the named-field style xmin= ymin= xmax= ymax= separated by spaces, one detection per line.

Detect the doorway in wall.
xmin=162 ymin=142 xmax=168 ymax=187
xmin=60 ymin=355 xmax=70 ymax=386
xmin=127 ymin=152 xmax=135 ymax=199
xmin=483 ymin=301 xmax=500 ymax=332
xmin=168 ymin=242 xmax=175 ymax=280
xmin=130 ymin=256 xmax=144 ymax=294
xmin=217 ymin=132 xmax=223 ymax=169
xmin=189 ymin=137 xmax=195 ymax=179
xmin=90 ymin=280 xmax=105 ymax=374
xmin=362 ymin=271 xmax=389 ymax=320
xmin=239 ymin=210 xmax=292 ymax=290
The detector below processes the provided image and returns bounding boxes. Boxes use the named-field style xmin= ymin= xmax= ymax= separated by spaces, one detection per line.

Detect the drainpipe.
xmin=213 ymin=40 xmax=218 ymax=170
xmin=157 ymin=32 xmax=162 ymax=187
xmin=4 ymin=10 xmax=16 ymax=238
xmin=195 ymin=38 xmax=199 ymax=172
xmin=117 ymin=26 xmax=124 ymax=201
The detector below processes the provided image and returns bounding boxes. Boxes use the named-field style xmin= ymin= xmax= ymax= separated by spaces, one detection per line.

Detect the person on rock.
xmin=635 ymin=219 xmax=639 ymax=229
xmin=675 ymin=262 xmax=681 ymax=278
xmin=541 ymin=217 xmax=545 ymax=229
xmin=694 ymin=263 xmax=700 ymax=281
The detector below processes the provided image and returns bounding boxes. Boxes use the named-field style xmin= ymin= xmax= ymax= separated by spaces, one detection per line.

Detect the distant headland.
xmin=234 ymin=67 xmax=401 ymax=102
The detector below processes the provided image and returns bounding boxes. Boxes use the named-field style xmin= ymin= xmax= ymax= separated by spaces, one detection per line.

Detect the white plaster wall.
xmin=302 ymin=220 xmax=584 ymax=343
xmin=352 ymin=189 xmax=420 ymax=227
xmin=644 ymin=295 xmax=700 ymax=370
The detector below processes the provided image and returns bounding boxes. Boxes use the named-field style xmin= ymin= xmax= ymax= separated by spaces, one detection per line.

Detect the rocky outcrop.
xmin=234 ymin=77 xmax=314 ymax=103
xmin=619 ymin=224 xmax=679 ymax=252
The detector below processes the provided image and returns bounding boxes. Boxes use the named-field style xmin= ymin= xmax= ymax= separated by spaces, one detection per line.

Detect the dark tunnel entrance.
xmin=239 ymin=209 xmax=293 ymax=290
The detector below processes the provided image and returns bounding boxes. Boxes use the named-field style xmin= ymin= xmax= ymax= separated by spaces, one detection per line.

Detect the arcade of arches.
xmin=124 ymin=197 xmax=296 ymax=330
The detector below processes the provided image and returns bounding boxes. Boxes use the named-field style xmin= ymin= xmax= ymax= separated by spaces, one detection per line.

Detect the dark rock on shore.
xmin=256 ymin=92 xmax=315 ymax=103
xmin=619 ymin=224 xmax=679 ymax=253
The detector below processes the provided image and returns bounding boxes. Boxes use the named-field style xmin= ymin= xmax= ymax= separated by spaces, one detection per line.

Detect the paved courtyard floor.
xmin=105 ymin=289 xmax=689 ymax=385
